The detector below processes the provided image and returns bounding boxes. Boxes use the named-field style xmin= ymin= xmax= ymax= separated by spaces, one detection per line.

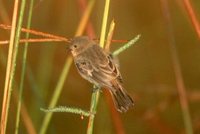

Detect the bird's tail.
xmin=109 ymin=85 xmax=134 ymax=112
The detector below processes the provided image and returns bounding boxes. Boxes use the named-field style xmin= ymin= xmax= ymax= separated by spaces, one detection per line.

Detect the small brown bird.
xmin=69 ymin=36 xmax=134 ymax=112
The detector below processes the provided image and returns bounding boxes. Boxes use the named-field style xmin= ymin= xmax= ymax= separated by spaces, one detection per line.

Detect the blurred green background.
xmin=0 ymin=0 xmax=200 ymax=134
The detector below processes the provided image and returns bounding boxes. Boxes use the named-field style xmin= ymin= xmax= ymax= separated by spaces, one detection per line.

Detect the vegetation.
xmin=0 ymin=0 xmax=199 ymax=134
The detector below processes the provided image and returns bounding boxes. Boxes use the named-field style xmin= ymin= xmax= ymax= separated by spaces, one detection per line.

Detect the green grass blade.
xmin=0 ymin=0 xmax=26 ymax=133
xmin=87 ymin=0 xmax=110 ymax=134
xmin=39 ymin=0 xmax=95 ymax=133
xmin=113 ymin=34 xmax=141 ymax=56
xmin=15 ymin=0 xmax=34 ymax=134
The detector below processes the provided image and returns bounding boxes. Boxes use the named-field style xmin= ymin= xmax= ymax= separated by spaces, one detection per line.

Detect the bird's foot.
xmin=92 ymin=85 xmax=101 ymax=93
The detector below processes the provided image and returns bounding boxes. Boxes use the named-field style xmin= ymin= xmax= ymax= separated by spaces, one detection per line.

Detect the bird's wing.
xmin=75 ymin=44 xmax=123 ymax=88
xmin=75 ymin=58 xmax=94 ymax=77
xmin=90 ymin=45 xmax=123 ymax=83
xmin=74 ymin=56 xmax=113 ymax=88
xmin=97 ymin=54 xmax=123 ymax=83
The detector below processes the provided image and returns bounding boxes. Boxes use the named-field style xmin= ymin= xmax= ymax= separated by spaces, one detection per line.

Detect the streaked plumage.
xmin=69 ymin=36 xmax=134 ymax=112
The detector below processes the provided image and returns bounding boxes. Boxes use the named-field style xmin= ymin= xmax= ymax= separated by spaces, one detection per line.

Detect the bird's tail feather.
xmin=109 ymin=85 xmax=134 ymax=112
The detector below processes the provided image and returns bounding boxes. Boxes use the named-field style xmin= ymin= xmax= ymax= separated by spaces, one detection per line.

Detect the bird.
xmin=68 ymin=36 xmax=134 ymax=112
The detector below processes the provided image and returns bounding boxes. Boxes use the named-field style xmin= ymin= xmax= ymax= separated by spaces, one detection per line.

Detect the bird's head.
xmin=68 ymin=36 xmax=92 ymax=56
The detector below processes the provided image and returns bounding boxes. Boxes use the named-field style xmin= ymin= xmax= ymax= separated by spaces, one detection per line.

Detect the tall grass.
xmin=87 ymin=0 xmax=110 ymax=133
xmin=160 ymin=0 xmax=193 ymax=134
xmin=39 ymin=0 xmax=96 ymax=133
xmin=15 ymin=0 xmax=34 ymax=133
xmin=0 ymin=0 xmax=198 ymax=133
xmin=0 ymin=0 xmax=26 ymax=133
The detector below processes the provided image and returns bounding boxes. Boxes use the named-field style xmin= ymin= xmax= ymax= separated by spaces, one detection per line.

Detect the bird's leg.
xmin=92 ymin=85 xmax=101 ymax=93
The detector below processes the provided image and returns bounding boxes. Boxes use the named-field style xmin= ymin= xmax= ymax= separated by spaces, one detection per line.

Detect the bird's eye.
xmin=74 ymin=45 xmax=77 ymax=48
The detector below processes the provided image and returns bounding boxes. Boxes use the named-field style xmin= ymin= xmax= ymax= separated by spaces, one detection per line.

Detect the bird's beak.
xmin=66 ymin=45 xmax=71 ymax=53
xmin=66 ymin=45 xmax=70 ymax=50
xmin=66 ymin=38 xmax=73 ymax=53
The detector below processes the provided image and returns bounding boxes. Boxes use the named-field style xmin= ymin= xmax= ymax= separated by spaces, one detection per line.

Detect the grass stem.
xmin=113 ymin=34 xmax=141 ymax=56
xmin=0 ymin=0 xmax=26 ymax=133
xmin=87 ymin=0 xmax=110 ymax=133
xmin=15 ymin=0 xmax=34 ymax=133
xmin=160 ymin=0 xmax=193 ymax=134
xmin=39 ymin=0 xmax=95 ymax=133
xmin=41 ymin=106 xmax=91 ymax=117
